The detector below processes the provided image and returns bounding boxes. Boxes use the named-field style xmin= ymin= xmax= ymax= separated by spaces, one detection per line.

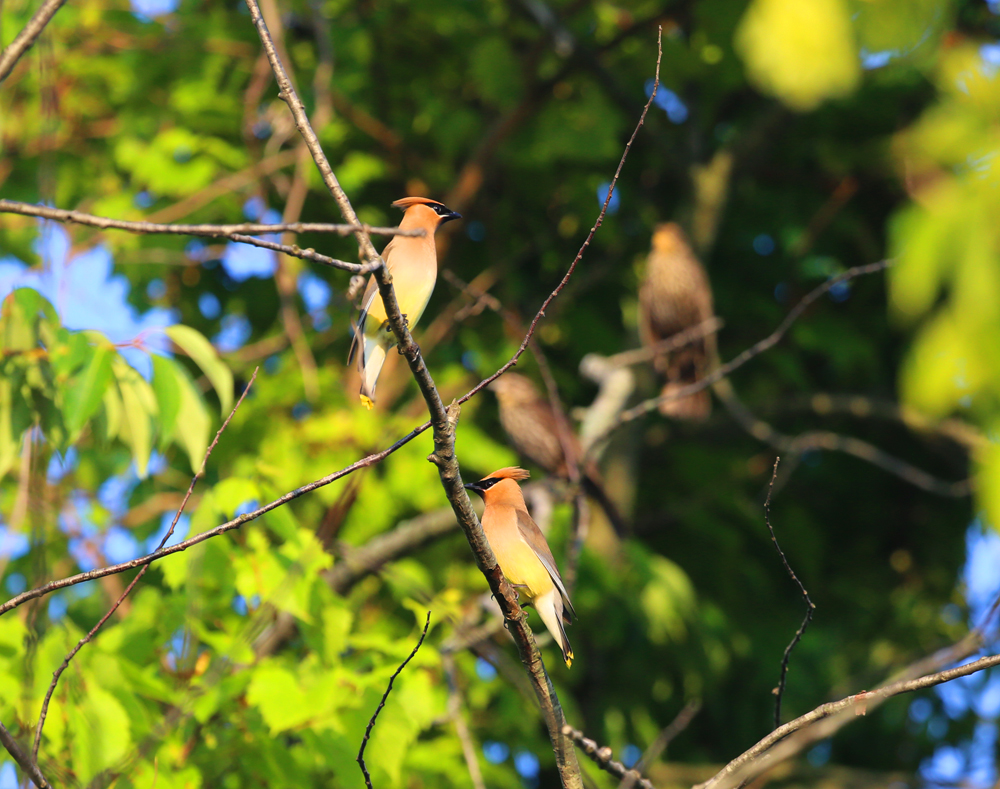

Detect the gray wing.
xmin=515 ymin=509 xmax=575 ymax=622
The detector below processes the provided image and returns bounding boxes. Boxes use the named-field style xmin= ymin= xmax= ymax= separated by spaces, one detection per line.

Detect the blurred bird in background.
xmin=638 ymin=222 xmax=717 ymax=419
xmin=465 ymin=467 xmax=576 ymax=667
xmin=348 ymin=196 xmax=461 ymax=409
xmin=489 ymin=373 xmax=627 ymax=534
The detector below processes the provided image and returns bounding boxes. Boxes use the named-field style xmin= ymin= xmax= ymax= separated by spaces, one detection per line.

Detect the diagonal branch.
xmin=0 ymin=719 xmax=51 ymax=789
xmin=0 ymin=0 xmax=67 ymax=84
xmin=31 ymin=369 xmax=259 ymax=761
xmin=699 ymin=636 xmax=1000 ymax=789
xmin=586 ymin=260 xmax=894 ymax=456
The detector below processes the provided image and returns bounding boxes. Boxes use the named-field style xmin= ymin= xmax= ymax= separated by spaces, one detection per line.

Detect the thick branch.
xmin=0 ymin=720 xmax=51 ymax=789
xmin=242 ymin=0 xmax=584 ymax=784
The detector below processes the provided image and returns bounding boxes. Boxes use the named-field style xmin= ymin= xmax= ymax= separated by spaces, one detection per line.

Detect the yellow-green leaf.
xmin=735 ymin=0 xmax=860 ymax=112
xmin=165 ymin=324 xmax=234 ymax=415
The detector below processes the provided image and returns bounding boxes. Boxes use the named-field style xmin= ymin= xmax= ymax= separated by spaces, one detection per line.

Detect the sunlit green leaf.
xmin=165 ymin=324 xmax=234 ymax=415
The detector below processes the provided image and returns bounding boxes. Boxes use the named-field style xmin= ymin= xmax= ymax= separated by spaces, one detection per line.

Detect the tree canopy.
xmin=1 ymin=0 xmax=999 ymax=787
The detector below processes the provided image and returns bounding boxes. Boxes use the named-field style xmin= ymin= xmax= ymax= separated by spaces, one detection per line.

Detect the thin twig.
xmin=715 ymin=380 xmax=972 ymax=497
xmin=0 ymin=719 xmax=51 ymax=788
xmin=562 ymin=725 xmax=657 ymax=789
xmin=619 ymin=699 xmax=701 ymax=789
xmin=603 ymin=318 xmax=723 ymax=368
xmin=763 ymin=458 xmax=815 ymax=729
xmin=0 ymin=0 xmax=67 ymax=84
xmin=357 ymin=611 xmax=431 ymax=789
xmin=30 ymin=369 xmax=258 ymax=760
xmin=588 ymin=260 xmax=894 ymax=454
xmin=699 ymin=648 xmax=1000 ymax=789
xmin=0 ymin=200 xmax=420 ymax=273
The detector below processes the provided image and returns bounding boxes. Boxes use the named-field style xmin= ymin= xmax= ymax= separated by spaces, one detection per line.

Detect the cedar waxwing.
xmin=638 ymin=222 xmax=717 ymax=419
xmin=348 ymin=197 xmax=461 ymax=409
xmin=465 ymin=467 xmax=576 ymax=667
xmin=488 ymin=374 xmax=628 ymax=535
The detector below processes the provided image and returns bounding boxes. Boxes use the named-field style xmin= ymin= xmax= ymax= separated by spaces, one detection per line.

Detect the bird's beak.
xmin=441 ymin=210 xmax=462 ymax=224
xmin=464 ymin=480 xmax=484 ymax=497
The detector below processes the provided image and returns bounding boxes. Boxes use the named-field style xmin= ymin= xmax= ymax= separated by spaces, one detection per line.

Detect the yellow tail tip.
xmin=564 ymin=651 xmax=574 ymax=669
xmin=360 ymin=394 xmax=375 ymax=410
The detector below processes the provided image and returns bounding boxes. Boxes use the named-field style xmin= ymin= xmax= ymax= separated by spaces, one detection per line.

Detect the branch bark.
xmin=0 ymin=199 xmax=419 ymax=273
xmin=0 ymin=0 xmax=68 ymax=84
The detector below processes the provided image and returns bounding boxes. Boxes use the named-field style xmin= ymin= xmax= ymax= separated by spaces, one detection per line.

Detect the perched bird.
xmin=638 ymin=222 xmax=717 ymax=419
xmin=465 ymin=467 xmax=576 ymax=667
xmin=489 ymin=373 xmax=628 ymax=534
xmin=348 ymin=196 xmax=461 ymax=409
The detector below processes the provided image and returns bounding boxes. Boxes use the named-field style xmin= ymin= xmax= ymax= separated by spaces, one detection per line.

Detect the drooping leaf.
xmin=151 ymin=354 xmax=183 ymax=447
xmin=165 ymin=324 xmax=234 ymax=415
xmin=64 ymin=343 xmax=115 ymax=437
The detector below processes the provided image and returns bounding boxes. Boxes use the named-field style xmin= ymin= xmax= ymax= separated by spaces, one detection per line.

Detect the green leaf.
xmin=151 ymin=354 xmax=183 ymax=447
xmin=0 ymin=376 xmax=18 ymax=479
xmin=64 ymin=343 xmax=115 ymax=437
xmin=114 ymin=360 xmax=158 ymax=477
xmin=173 ymin=364 xmax=211 ymax=472
xmin=164 ymin=324 xmax=233 ymax=415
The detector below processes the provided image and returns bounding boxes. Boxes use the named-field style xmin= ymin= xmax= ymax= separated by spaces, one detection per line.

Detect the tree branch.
xmin=762 ymin=459 xmax=815 ymax=729
xmin=0 ymin=0 xmax=67 ymax=84
xmin=0 ymin=199 xmax=420 ymax=273
xmin=699 ymin=641 xmax=1000 ymax=789
xmin=562 ymin=725 xmax=657 ymax=789
xmin=715 ymin=379 xmax=972 ymax=497
xmin=587 ymin=260 xmax=894 ymax=455
xmin=0 ymin=719 xmax=51 ymax=789
xmin=357 ymin=611 xmax=431 ymax=789
xmin=31 ymin=369 xmax=258 ymax=761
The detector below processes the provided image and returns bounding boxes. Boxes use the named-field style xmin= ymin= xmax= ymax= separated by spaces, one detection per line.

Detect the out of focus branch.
xmin=716 ymin=379 xmax=972 ymax=497
xmin=588 ymin=260 xmax=893 ymax=454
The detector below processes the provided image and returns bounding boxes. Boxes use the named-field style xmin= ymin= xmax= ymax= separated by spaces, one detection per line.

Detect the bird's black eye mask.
xmin=464 ymin=477 xmax=502 ymax=496
xmin=430 ymin=202 xmax=462 ymax=223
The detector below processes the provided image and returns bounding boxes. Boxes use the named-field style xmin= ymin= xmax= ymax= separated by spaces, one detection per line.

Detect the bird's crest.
xmin=483 ymin=467 xmax=531 ymax=482
xmin=392 ymin=196 xmax=447 ymax=210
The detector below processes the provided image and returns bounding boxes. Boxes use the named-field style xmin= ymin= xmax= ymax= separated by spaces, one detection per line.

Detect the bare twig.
xmin=699 ymin=649 xmax=1000 ymax=789
xmin=0 ymin=200 xmax=421 ymax=273
xmin=357 ymin=611 xmax=431 ymax=789
xmin=562 ymin=725 xmax=656 ymax=789
xmin=763 ymin=458 xmax=815 ymax=729
xmin=589 ymin=260 xmax=894 ymax=453
xmin=715 ymin=380 xmax=972 ymax=497
xmin=603 ymin=318 xmax=723 ymax=368
xmin=0 ymin=0 xmax=67 ymax=84
xmin=619 ymin=699 xmax=701 ymax=789
xmin=0 ymin=719 xmax=51 ymax=789
xmin=31 ymin=369 xmax=259 ymax=761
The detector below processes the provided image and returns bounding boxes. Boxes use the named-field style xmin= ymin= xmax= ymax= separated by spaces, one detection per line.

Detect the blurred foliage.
xmin=0 ymin=0 xmax=999 ymax=787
